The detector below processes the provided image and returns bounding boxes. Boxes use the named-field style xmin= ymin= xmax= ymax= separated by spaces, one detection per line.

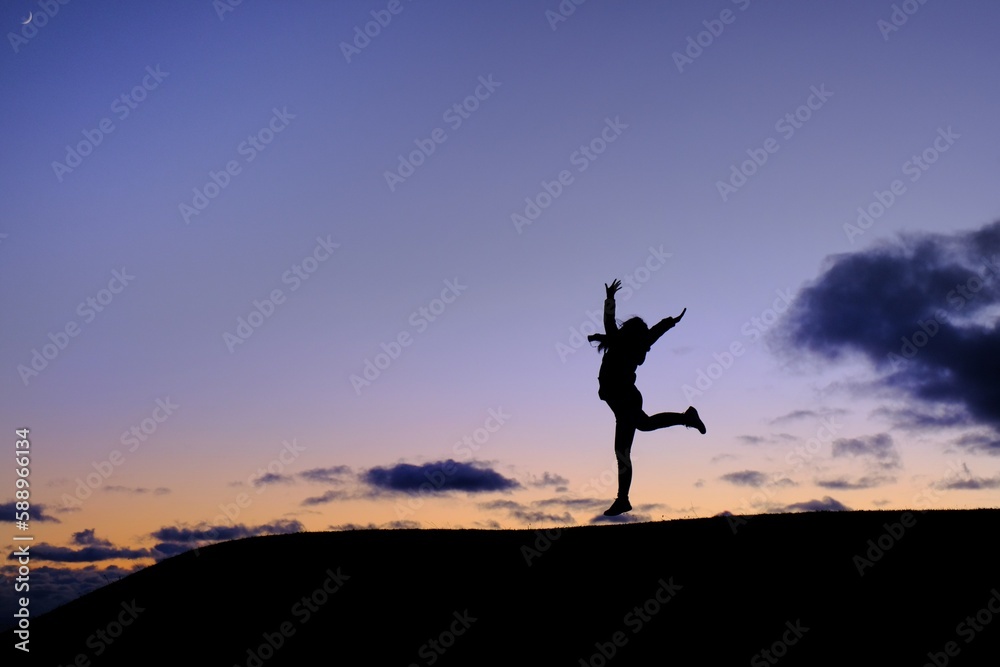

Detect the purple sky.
xmin=2 ymin=0 xmax=999 ymax=619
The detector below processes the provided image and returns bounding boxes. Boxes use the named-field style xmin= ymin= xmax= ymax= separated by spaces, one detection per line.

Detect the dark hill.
xmin=7 ymin=510 xmax=1000 ymax=665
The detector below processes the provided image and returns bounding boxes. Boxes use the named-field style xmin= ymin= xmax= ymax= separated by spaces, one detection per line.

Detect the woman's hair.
xmin=588 ymin=317 xmax=648 ymax=353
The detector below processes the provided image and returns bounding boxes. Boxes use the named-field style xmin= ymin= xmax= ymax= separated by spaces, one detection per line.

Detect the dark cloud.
xmin=953 ymin=433 xmax=1000 ymax=456
xmin=17 ymin=544 xmax=152 ymax=563
xmin=104 ymin=485 xmax=171 ymax=495
xmin=815 ymin=475 xmax=895 ymax=490
xmin=300 ymin=490 xmax=348 ymax=506
xmin=872 ymin=406 xmax=972 ymax=431
xmin=774 ymin=221 xmax=1000 ymax=439
xmin=252 ymin=473 xmax=294 ymax=487
xmin=530 ymin=472 xmax=569 ymax=488
xmin=831 ymin=434 xmax=901 ymax=470
xmin=0 ymin=564 xmax=143 ymax=631
xmin=934 ymin=475 xmax=1000 ymax=490
xmin=776 ymin=496 xmax=851 ymax=512
xmin=1 ymin=501 xmax=60 ymax=522
xmin=720 ymin=470 xmax=768 ymax=487
xmin=299 ymin=465 xmax=353 ymax=483
xmin=150 ymin=519 xmax=304 ymax=544
xmin=72 ymin=528 xmax=111 ymax=546
xmin=362 ymin=460 xmax=520 ymax=494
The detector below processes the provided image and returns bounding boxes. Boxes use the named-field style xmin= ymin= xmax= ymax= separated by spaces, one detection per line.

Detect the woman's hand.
xmin=605 ymin=279 xmax=622 ymax=299
xmin=668 ymin=307 xmax=686 ymax=326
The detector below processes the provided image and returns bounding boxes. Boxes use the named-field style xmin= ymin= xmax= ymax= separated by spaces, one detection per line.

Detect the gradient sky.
xmin=2 ymin=0 xmax=999 ymax=615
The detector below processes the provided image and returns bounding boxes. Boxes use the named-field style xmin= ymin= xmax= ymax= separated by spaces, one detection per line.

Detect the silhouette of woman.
xmin=588 ymin=279 xmax=706 ymax=516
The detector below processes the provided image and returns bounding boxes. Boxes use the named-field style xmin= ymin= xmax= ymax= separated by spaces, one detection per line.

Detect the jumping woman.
xmin=587 ymin=279 xmax=706 ymax=516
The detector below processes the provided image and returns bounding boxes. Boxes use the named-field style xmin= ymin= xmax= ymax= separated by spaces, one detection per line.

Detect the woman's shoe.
xmin=685 ymin=406 xmax=706 ymax=434
xmin=604 ymin=497 xmax=632 ymax=516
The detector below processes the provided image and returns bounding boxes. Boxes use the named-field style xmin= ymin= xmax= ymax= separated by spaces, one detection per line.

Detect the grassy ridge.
xmin=6 ymin=509 xmax=999 ymax=665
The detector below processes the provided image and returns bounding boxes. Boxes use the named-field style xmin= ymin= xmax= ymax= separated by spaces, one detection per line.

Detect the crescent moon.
xmin=21 ymin=12 xmax=32 ymax=24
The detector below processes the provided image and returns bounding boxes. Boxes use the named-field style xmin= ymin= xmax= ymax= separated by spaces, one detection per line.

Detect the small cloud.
xmin=362 ymin=460 xmax=520 ymax=494
xmin=720 ymin=470 xmax=768 ymax=487
xmin=150 ymin=519 xmax=303 ymax=545
xmin=104 ymin=485 xmax=171 ymax=495
xmin=478 ymin=499 xmax=525 ymax=511
xmin=299 ymin=466 xmax=353 ymax=483
xmin=770 ymin=408 xmax=848 ymax=425
xmin=71 ymin=529 xmax=111 ymax=546
xmin=530 ymin=472 xmax=569 ymax=488
xmin=815 ymin=475 xmax=895 ymax=490
xmin=300 ymin=490 xmax=348 ymax=506
xmin=776 ymin=496 xmax=851 ymax=513
xmin=934 ymin=474 xmax=1000 ymax=490
xmin=1 ymin=502 xmax=60 ymax=522
xmin=737 ymin=435 xmax=766 ymax=445
xmin=872 ymin=406 xmax=971 ymax=431
xmin=18 ymin=544 xmax=152 ymax=563
xmin=770 ymin=410 xmax=818 ymax=424
xmin=252 ymin=473 xmax=294 ymax=487
xmin=832 ymin=434 xmax=901 ymax=471
xmin=954 ymin=433 xmax=1000 ymax=456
